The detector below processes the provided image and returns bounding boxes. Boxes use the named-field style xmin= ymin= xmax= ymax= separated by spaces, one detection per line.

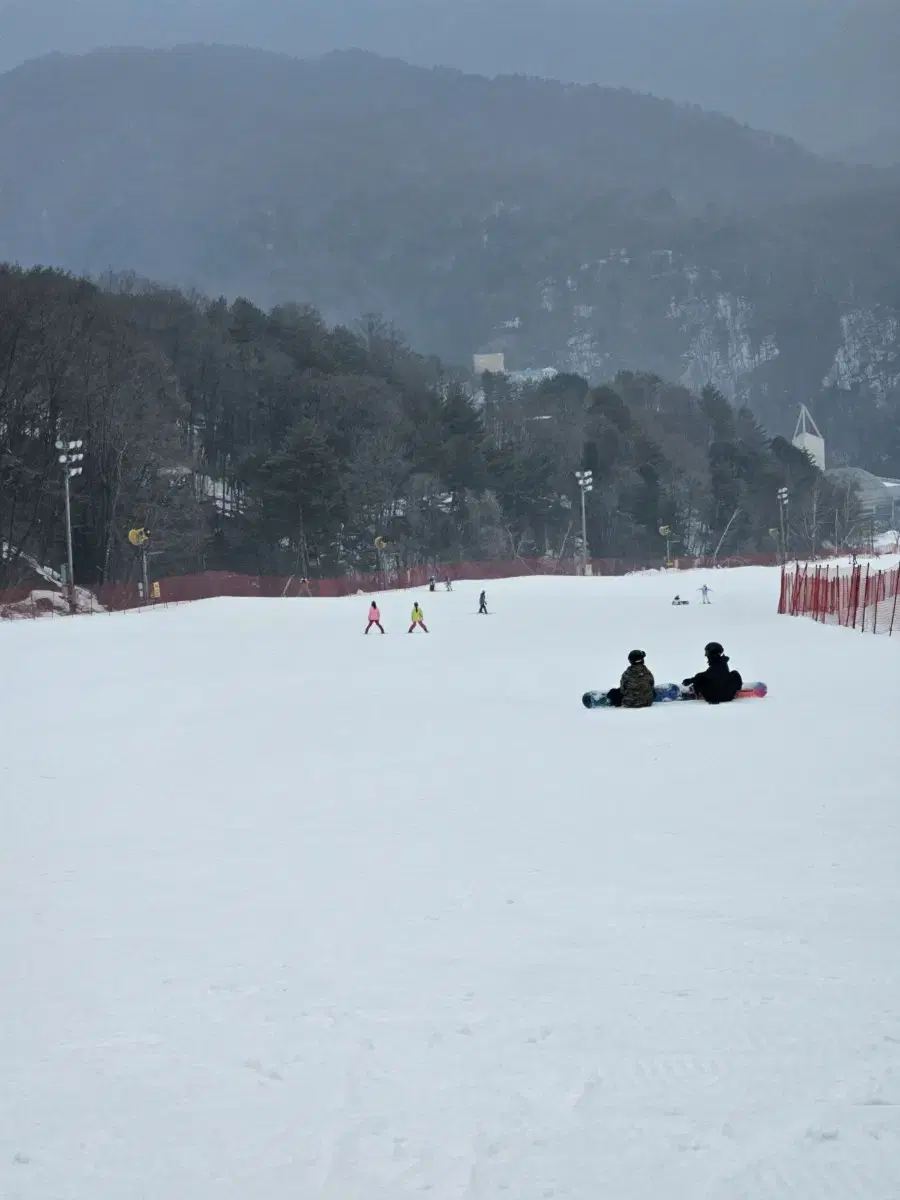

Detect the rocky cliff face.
xmin=495 ymin=258 xmax=899 ymax=410
xmin=460 ymin=193 xmax=900 ymax=440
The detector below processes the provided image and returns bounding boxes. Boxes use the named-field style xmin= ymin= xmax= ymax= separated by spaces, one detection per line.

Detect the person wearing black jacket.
xmin=683 ymin=642 xmax=742 ymax=704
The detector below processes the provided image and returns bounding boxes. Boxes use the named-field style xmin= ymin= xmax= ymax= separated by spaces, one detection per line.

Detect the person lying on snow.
xmin=683 ymin=641 xmax=742 ymax=704
xmin=607 ymin=649 xmax=655 ymax=709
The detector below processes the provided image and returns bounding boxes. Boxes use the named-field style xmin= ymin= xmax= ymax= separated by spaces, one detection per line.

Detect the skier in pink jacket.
xmin=365 ymin=601 xmax=385 ymax=634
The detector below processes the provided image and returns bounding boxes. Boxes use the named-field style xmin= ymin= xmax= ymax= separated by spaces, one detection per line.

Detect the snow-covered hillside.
xmin=3 ymin=568 xmax=899 ymax=1199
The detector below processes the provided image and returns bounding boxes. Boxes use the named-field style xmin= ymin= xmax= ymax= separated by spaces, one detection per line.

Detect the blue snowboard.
xmin=582 ymin=682 xmax=681 ymax=709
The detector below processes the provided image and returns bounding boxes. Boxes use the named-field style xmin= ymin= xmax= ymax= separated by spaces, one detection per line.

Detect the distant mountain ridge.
xmin=0 ymin=45 xmax=870 ymax=306
xmin=1 ymin=0 xmax=898 ymax=155
xmin=0 ymin=44 xmax=898 ymax=454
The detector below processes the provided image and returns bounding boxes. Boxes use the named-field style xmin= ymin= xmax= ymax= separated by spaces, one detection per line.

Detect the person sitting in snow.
xmin=606 ymin=649 xmax=655 ymax=709
xmin=683 ymin=641 xmax=742 ymax=704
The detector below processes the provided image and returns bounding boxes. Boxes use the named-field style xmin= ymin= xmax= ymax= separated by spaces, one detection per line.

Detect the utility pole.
xmin=777 ymin=486 xmax=790 ymax=563
xmin=575 ymin=470 xmax=593 ymax=575
xmin=56 ymin=439 xmax=85 ymax=612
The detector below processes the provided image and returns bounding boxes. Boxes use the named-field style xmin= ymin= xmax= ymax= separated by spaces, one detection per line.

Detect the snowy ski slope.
xmin=3 ymin=566 xmax=900 ymax=1199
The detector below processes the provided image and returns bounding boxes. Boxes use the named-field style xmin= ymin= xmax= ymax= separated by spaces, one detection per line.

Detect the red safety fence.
xmin=779 ymin=562 xmax=900 ymax=635
xmin=1 ymin=547 xmax=893 ymax=622
xmin=0 ymin=558 xmax=648 ymax=618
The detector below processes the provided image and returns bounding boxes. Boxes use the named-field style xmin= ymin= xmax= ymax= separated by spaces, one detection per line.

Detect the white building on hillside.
xmin=795 ymin=402 xmax=900 ymax=524
xmin=793 ymin=404 xmax=825 ymax=471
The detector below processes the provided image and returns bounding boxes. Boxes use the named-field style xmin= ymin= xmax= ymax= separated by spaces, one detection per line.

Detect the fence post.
xmin=819 ymin=565 xmax=826 ymax=622
xmin=791 ymin=565 xmax=804 ymax=615
xmin=842 ymin=568 xmax=851 ymax=625
xmin=814 ymin=565 xmax=822 ymax=621
xmin=849 ymin=564 xmax=860 ymax=630
xmin=873 ymin=568 xmax=881 ymax=634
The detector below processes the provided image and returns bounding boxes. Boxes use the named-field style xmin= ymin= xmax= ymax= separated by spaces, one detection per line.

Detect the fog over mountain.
xmin=1 ymin=0 xmax=898 ymax=160
xmin=1 ymin=42 xmax=897 ymax=461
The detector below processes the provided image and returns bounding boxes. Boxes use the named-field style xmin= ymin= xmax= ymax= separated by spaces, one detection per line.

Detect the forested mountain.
xmin=0 ymin=266 xmax=868 ymax=590
xmin=1 ymin=0 xmax=897 ymax=157
xmin=0 ymin=45 xmax=898 ymax=471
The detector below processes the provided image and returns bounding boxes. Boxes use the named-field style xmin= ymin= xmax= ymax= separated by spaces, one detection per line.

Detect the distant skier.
xmin=444 ymin=578 xmax=453 ymax=591
xmin=683 ymin=641 xmax=742 ymax=704
xmin=365 ymin=601 xmax=385 ymax=634
xmin=478 ymin=590 xmax=488 ymax=614
xmin=428 ymin=576 xmax=436 ymax=593
xmin=409 ymin=602 xmax=429 ymax=633
xmin=699 ymin=584 xmax=712 ymax=605
xmin=606 ymin=649 xmax=655 ymax=709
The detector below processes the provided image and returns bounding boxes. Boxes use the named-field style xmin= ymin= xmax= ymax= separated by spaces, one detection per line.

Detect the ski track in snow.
xmin=2 ymin=568 xmax=900 ymax=1199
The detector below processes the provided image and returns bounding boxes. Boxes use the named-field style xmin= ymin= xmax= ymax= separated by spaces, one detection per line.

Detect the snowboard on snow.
xmin=682 ymin=681 xmax=767 ymax=702
xmin=582 ymin=681 xmax=767 ymax=709
xmin=582 ymin=682 xmax=681 ymax=708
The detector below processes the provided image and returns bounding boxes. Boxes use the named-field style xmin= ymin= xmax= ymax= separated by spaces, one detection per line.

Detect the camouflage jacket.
xmin=620 ymin=662 xmax=655 ymax=708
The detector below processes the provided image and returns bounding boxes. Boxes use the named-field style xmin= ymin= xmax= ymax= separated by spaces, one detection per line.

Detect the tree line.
xmin=0 ymin=266 xmax=864 ymax=590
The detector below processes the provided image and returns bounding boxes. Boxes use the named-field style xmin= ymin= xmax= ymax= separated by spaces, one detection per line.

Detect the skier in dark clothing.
xmin=478 ymin=590 xmax=488 ymax=614
xmin=607 ymin=650 xmax=655 ymax=709
xmin=683 ymin=642 xmax=742 ymax=704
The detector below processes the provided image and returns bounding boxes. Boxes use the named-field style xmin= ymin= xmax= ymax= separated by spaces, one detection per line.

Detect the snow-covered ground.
xmin=3 ymin=567 xmax=900 ymax=1199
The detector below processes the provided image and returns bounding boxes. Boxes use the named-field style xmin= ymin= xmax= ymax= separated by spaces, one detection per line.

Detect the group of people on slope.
xmin=671 ymin=585 xmax=712 ymax=606
xmin=364 ymin=590 xmax=489 ymax=634
xmin=607 ymin=642 xmax=742 ymax=709
xmin=365 ymin=600 xmax=428 ymax=634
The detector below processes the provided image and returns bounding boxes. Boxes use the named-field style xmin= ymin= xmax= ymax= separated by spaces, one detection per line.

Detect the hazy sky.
xmin=0 ymin=0 xmax=896 ymax=155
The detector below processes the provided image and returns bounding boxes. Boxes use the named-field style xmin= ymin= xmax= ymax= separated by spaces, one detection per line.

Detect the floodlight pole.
xmin=585 ymin=482 xmax=592 ymax=571
xmin=575 ymin=469 xmax=593 ymax=575
xmin=777 ymin=486 xmax=790 ymax=563
xmin=57 ymin=439 xmax=85 ymax=612
xmin=63 ymin=468 xmax=75 ymax=609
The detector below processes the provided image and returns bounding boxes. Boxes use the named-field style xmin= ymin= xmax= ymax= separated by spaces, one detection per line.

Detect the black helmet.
xmin=628 ymin=649 xmax=646 ymax=664
xmin=704 ymin=641 xmax=724 ymax=658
